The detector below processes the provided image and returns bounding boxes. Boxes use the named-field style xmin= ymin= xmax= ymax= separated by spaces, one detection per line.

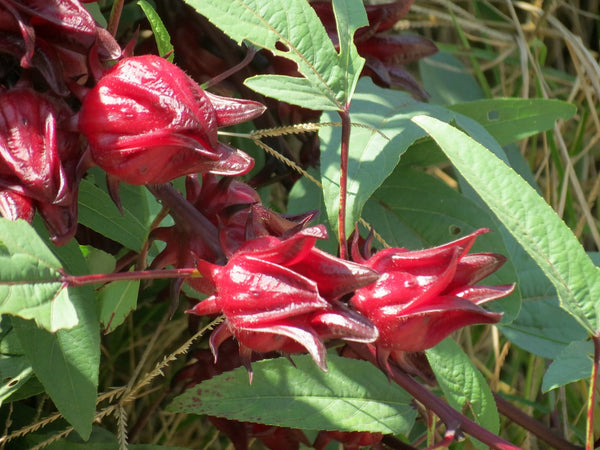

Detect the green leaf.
xmin=499 ymin=252 xmax=587 ymax=359
xmin=244 ymin=0 xmax=368 ymax=110
xmin=542 ymin=341 xmax=593 ymax=392
xmin=331 ymin=0 xmax=367 ymax=104
xmin=362 ymin=166 xmax=520 ymax=321
xmin=183 ymin=0 xmax=355 ymax=110
xmin=0 ymin=219 xmax=78 ymax=331
xmin=0 ymin=309 xmax=38 ymax=404
xmin=419 ymin=51 xmax=485 ymax=105
xmin=427 ymin=338 xmax=499 ymax=449
xmin=80 ymin=248 xmax=138 ymax=333
xmin=78 ymin=179 xmax=150 ymax=252
xmin=0 ymin=357 xmax=33 ymax=405
xmin=448 ymin=98 xmax=576 ymax=147
xmin=137 ymin=0 xmax=174 ymax=62
xmin=320 ymin=78 xmax=505 ymax=237
xmin=168 ymin=354 xmax=416 ymax=434
xmin=13 ymin=239 xmax=99 ymax=440
xmin=13 ymin=313 xmax=98 ymax=440
xmin=411 ymin=114 xmax=600 ymax=334
xmin=83 ymin=247 xmax=117 ymax=277
xmin=320 ymin=79 xmax=448 ymax=236
xmin=245 ymin=76 xmax=342 ymax=111
xmin=82 ymin=2 xmax=107 ymax=28
xmin=98 ymin=278 xmax=140 ymax=333
xmin=27 ymin=426 xmax=188 ymax=450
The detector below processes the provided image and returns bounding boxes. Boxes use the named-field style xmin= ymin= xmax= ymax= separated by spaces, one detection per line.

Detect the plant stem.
xmin=586 ymin=334 xmax=600 ymax=450
xmin=202 ymin=47 xmax=257 ymax=89
xmin=107 ymin=0 xmax=125 ymax=37
xmin=347 ymin=343 xmax=521 ymax=450
xmin=494 ymin=393 xmax=582 ymax=450
xmin=146 ymin=183 xmax=225 ymax=263
xmin=338 ymin=107 xmax=351 ymax=259
xmin=62 ymin=268 xmax=201 ymax=287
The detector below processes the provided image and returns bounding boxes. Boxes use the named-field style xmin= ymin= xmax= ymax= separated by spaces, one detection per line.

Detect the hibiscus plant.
xmin=0 ymin=1 xmax=597 ymax=449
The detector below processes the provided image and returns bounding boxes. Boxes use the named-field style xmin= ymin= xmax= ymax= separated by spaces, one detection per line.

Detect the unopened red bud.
xmin=350 ymin=229 xmax=513 ymax=369
xmin=79 ymin=55 xmax=265 ymax=185
xmin=188 ymin=226 xmax=379 ymax=373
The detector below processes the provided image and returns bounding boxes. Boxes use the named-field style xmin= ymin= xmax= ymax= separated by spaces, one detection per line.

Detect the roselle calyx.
xmin=0 ymin=189 xmax=34 ymax=222
xmin=150 ymin=174 xmax=319 ymax=296
xmin=187 ymin=225 xmax=379 ymax=374
xmin=0 ymin=0 xmax=120 ymax=94
xmin=0 ymin=87 xmax=82 ymax=244
xmin=78 ymin=55 xmax=265 ymax=186
xmin=350 ymin=229 xmax=514 ymax=370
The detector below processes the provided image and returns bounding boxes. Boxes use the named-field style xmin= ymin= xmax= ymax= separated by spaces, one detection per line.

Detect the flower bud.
xmin=350 ymin=229 xmax=513 ymax=370
xmin=188 ymin=226 xmax=379 ymax=373
xmin=79 ymin=55 xmax=265 ymax=185
xmin=0 ymin=87 xmax=81 ymax=244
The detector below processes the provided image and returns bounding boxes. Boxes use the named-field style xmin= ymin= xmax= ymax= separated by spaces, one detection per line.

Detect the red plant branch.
xmin=337 ymin=107 xmax=351 ymax=259
xmin=146 ymin=183 xmax=226 ymax=263
xmin=62 ymin=268 xmax=201 ymax=287
xmin=107 ymin=0 xmax=125 ymax=37
xmin=494 ymin=394 xmax=582 ymax=450
xmin=347 ymin=342 xmax=521 ymax=450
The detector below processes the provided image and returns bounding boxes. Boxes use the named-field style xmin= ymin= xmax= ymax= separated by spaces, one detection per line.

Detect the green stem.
xmin=586 ymin=334 xmax=600 ymax=450
xmin=338 ymin=107 xmax=351 ymax=259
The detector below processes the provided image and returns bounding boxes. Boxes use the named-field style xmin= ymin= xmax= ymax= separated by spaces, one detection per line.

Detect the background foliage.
xmin=1 ymin=0 xmax=599 ymax=449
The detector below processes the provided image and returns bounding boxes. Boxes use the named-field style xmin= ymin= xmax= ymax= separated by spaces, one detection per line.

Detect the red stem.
xmin=347 ymin=343 xmax=521 ymax=450
xmin=338 ymin=107 xmax=351 ymax=259
xmin=203 ymin=48 xmax=257 ymax=89
xmin=62 ymin=268 xmax=201 ymax=287
xmin=146 ymin=183 xmax=226 ymax=264
xmin=494 ymin=394 xmax=582 ymax=450
xmin=107 ymin=0 xmax=125 ymax=37
xmin=586 ymin=334 xmax=600 ymax=450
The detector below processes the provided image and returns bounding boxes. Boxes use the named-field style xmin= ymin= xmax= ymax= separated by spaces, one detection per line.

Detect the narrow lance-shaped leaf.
xmin=78 ymin=178 xmax=150 ymax=252
xmin=448 ymin=98 xmax=576 ymax=147
xmin=138 ymin=0 xmax=174 ymax=62
xmin=542 ymin=340 xmax=594 ymax=392
xmin=168 ymin=354 xmax=416 ymax=434
xmin=411 ymin=114 xmax=600 ymax=334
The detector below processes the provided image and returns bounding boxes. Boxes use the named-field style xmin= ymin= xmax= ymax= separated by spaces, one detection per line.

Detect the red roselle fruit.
xmin=0 ymin=86 xmax=82 ymax=244
xmin=350 ymin=229 xmax=514 ymax=371
xmin=149 ymin=174 xmax=319 ymax=295
xmin=0 ymin=0 xmax=120 ymax=94
xmin=78 ymin=55 xmax=265 ymax=186
xmin=0 ymin=189 xmax=34 ymax=222
xmin=314 ymin=430 xmax=384 ymax=450
xmin=187 ymin=225 xmax=380 ymax=375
